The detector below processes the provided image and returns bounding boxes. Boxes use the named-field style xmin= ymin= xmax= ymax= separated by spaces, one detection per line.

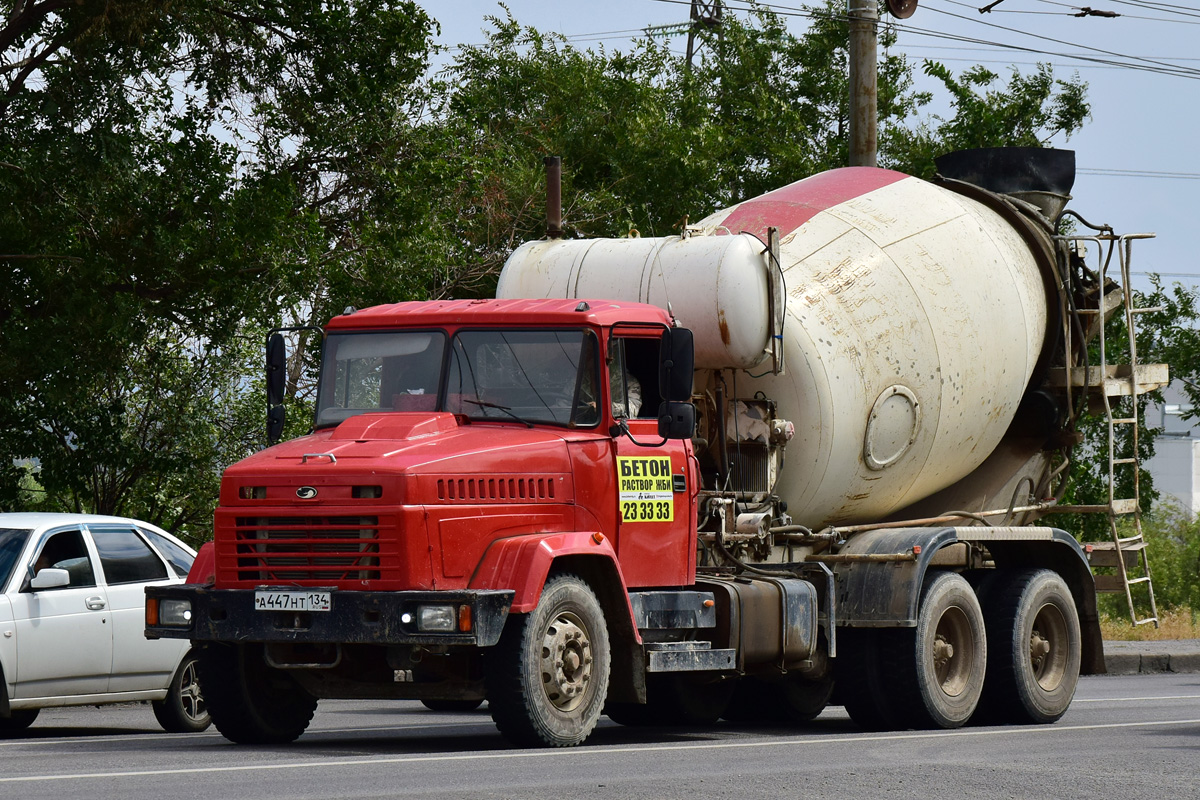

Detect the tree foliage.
xmin=0 ymin=0 xmax=1150 ymax=547
xmin=0 ymin=0 xmax=437 ymax=538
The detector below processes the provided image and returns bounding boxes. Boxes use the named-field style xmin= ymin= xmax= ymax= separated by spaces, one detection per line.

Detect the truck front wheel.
xmin=485 ymin=573 xmax=611 ymax=747
xmin=197 ymin=643 xmax=318 ymax=744
xmin=978 ymin=569 xmax=1081 ymax=724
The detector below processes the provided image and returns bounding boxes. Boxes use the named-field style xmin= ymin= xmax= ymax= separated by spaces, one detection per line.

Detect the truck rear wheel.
xmin=841 ymin=572 xmax=986 ymax=730
xmin=898 ymin=571 xmax=987 ymax=728
xmin=978 ymin=569 xmax=1080 ymax=724
xmin=837 ymin=629 xmax=898 ymax=730
xmin=485 ymin=573 xmax=610 ymax=747
xmin=197 ymin=643 xmax=318 ymax=744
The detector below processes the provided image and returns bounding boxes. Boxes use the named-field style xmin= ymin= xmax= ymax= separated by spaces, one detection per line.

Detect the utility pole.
xmin=847 ymin=0 xmax=878 ymax=167
xmin=685 ymin=0 xmax=723 ymax=72
xmin=849 ymin=0 xmax=917 ymax=168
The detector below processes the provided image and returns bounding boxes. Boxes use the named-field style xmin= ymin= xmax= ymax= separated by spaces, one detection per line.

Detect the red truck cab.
xmin=147 ymin=298 xmax=706 ymax=746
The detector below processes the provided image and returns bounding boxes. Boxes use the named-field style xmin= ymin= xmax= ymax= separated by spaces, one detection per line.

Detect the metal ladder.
xmin=1057 ymin=233 xmax=1163 ymax=627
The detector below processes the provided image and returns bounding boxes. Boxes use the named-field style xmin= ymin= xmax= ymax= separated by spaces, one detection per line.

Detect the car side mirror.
xmin=657 ymin=401 xmax=696 ymax=440
xmin=267 ymin=332 xmax=287 ymax=444
xmin=30 ymin=568 xmax=70 ymax=590
xmin=658 ymin=328 xmax=695 ymax=403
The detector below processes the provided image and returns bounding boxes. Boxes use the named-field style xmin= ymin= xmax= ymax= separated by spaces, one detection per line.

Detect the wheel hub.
xmin=540 ymin=613 xmax=593 ymax=712
xmin=180 ymin=660 xmax=206 ymax=722
xmin=1029 ymin=603 xmax=1069 ymax=690
xmin=933 ymin=606 xmax=974 ymax=697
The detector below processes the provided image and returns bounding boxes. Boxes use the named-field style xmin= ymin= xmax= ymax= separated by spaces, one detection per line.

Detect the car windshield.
xmin=445 ymin=329 xmax=599 ymax=427
xmin=0 ymin=528 xmax=32 ymax=590
xmin=314 ymin=328 xmax=600 ymax=429
xmin=316 ymin=331 xmax=447 ymax=427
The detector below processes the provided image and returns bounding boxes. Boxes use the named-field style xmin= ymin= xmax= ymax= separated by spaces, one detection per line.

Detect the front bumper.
xmin=145 ymin=585 xmax=514 ymax=647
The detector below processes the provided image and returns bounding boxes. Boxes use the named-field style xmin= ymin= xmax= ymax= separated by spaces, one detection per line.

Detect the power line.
xmin=648 ymin=0 xmax=1200 ymax=79
xmin=1078 ymin=168 xmax=1200 ymax=180
xmin=966 ymin=0 xmax=1200 ymax=23
xmin=917 ymin=0 xmax=1200 ymax=77
xmin=897 ymin=42 xmax=1200 ymax=60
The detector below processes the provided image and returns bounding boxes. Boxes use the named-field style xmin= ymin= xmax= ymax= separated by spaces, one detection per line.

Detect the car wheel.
xmin=153 ymin=651 xmax=212 ymax=733
xmin=0 ymin=709 xmax=38 ymax=735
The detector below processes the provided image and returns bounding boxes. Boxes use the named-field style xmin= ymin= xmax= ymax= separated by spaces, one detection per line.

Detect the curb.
xmin=1102 ymin=640 xmax=1200 ymax=675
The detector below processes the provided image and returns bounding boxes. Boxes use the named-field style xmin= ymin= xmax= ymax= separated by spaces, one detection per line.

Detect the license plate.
xmin=254 ymin=591 xmax=331 ymax=612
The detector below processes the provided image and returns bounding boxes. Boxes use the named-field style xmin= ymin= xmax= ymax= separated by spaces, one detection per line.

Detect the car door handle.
xmin=85 ymin=596 xmax=106 ymax=610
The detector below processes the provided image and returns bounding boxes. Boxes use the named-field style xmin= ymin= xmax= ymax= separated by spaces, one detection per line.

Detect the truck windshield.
xmin=445 ymin=329 xmax=600 ymax=428
xmin=316 ymin=331 xmax=447 ymax=427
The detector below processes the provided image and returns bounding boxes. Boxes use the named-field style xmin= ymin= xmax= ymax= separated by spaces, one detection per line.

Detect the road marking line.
xmin=0 ymin=721 xmax=479 ymax=749
xmin=1076 ymin=695 xmax=1200 ymax=703
xmin=3 ymin=717 xmax=1200 ymax=783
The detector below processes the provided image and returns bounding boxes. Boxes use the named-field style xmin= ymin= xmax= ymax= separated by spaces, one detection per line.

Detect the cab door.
xmin=10 ymin=527 xmax=112 ymax=699
xmin=610 ymin=335 xmax=696 ymax=587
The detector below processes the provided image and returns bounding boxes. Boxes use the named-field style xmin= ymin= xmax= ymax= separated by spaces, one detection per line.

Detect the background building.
xmin=1145 ymin=381 xmax=1200 ymax=516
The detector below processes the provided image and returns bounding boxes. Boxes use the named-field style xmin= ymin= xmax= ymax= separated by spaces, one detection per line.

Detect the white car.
xmin=0 ymin=512 xmax=210 ymax=734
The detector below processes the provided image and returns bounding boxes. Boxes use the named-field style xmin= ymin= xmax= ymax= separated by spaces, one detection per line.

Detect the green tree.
xmin=0 ymin=1 xmax=438 ymax=540
xmin=885 ymin=61 xmax=1090 ymax=177
xmin=1059 ymin=277 xmax=1200 ymax=543
xmin=0 ymin=0 xmax=1113 ymax=545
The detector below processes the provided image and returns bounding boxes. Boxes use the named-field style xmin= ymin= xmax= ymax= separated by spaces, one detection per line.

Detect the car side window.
xmin=141 ymin=529 xmax=194 ymax=578
xmin=30 ymin=529 xmax=96 ymax=589
xmin=92 ymin=528 xmax=169 ymax=585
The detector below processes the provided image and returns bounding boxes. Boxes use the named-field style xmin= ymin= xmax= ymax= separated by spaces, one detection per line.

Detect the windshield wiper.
xmin=462 ymin=398 xmax=534 ymax=428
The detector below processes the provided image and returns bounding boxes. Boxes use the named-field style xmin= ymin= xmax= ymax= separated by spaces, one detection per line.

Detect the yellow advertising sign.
xmin=617 ymin=456 xmax=674 ymax=523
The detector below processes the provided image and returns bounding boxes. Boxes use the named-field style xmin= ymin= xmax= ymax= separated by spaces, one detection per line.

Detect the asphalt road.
xmin=3 ymin=674 xmax=1199 ymax=800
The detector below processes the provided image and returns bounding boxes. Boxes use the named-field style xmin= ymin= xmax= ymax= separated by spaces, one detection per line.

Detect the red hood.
xmin=221 ymin=413 xmax=590 ymax=505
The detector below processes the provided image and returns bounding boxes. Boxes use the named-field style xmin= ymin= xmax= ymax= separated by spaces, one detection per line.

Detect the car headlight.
xmin=416 ymin=605 xmax=456 ymax=632
xmin=158 ymin=598 xmax=193 ymax=627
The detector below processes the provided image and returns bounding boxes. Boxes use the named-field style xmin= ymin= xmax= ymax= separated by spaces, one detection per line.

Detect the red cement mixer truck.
xmin=146 ymin=147 xmax=1167 ymax=747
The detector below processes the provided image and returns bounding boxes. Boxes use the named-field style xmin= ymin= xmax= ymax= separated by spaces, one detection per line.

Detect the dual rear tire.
xmin=840 ymin=569 xmax=1081 ymax=730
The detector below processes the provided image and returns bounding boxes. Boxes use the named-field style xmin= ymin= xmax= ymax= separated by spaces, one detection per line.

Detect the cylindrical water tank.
xmin=498 ymin=167 xmax=1054 ymax=527
xmin=498 ymin=234 xmax=776 ymax=370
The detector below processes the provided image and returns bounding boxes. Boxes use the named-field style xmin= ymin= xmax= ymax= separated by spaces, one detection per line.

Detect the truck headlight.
xmin=416 ymin=605 xmax=456 ymax=632
xmin=158 ymin=598 xmax=193 ymax=627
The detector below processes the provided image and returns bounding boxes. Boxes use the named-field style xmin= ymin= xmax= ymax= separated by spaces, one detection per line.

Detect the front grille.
xmin=234 ymin=516 xmax=382 ymax=582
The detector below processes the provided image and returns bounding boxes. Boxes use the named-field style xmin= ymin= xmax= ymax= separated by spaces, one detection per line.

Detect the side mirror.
xmin=267 ymin=333 xmax=286 ymax=406
xmin=30 ymin=568 xmax=70 ymax=590
xmin=658 ymin=327 xmax=695 ymax=402
xmin=267 ymin=404 xmax=286 ymax=445
xmin=267 ymin=333 xmax=286 ymax=444
xmin=657 ymin=401 xmax=696 ymax=440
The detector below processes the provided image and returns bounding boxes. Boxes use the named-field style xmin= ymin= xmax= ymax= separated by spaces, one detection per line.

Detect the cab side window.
xmin=611 ymin=337 xmax=661 ymax=419
xmin=30 ymin=529 xmax=96 ymax=589
xmin=93 ymin=529 xmax=169 ymax=585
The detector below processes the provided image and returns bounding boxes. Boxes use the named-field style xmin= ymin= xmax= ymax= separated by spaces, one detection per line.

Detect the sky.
xmin=422 ymin=0 xmax=1198 ymax=295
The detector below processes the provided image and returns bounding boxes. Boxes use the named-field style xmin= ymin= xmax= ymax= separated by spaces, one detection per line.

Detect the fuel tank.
xmin=497 ymin=163 xmax=1060 ymax=527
